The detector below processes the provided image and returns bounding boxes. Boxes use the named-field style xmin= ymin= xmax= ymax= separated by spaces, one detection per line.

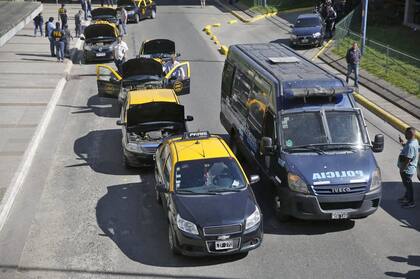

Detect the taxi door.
xmin=164 ymin=62 xmax=191 ymax=96
xmin=96 ymin=64 xmax=122 ymax=98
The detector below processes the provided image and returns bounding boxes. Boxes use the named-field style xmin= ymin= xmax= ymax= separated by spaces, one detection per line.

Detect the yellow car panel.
xmin=91 ymin=21 xmax=120 ymax=37
xmin=127 ymin=89 xmax=179 ymax=106
xmin=164 ymin=62 xmax=191 ymax=79
xmin=96 ymin=64 xmax=122 ymax=81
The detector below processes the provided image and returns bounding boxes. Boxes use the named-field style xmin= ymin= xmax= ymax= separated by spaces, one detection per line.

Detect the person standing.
xmin=86 ymin=0 xmax=92 ymax=18
xmin=113 ymin=36 xmax=128 ymax=73
xmin=46 ymin=17 xmax=56 ymax=57
xmin=325 ymin=5 xmax=337 ymax=38
xmin=75 ymin=10 xmax=83 ymax=38
xmin=201 ymin=0 xmax=206 ymax=8
xmin=33 ymin=12 xmax=44 ymax=37
xmin=52 ymin=22 xmax=65 ymax=62
xmin=80 ymin=0 xmax=88 ymax=20
xmin=118 ymin=7 xmax=128 ymax=35
xmin=398 ymin=127 xmax=419 ymax=208
xmin=63 ymin=24 xmax=73 ymax=58
xmin=345 ymin=42 xmax=361 ymax=87
xmin=58 ymin=4 xmax=68 ymax=26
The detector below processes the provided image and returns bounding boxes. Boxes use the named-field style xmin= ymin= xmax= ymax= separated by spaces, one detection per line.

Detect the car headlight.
xmin=313 ymin=32 xmax=321 ymax=38
xmin=176 ymin=214 xmax=199 ymax=235
xmin=245 ymin=207 xmax=261 ymax=230
xmin=288 ymin=173 xmax=309 ymax=194
xmin=126 ymin=142 xmax=142 ymax=153
xmin=370 ymin=168 xmax=381 ymax=191
xmin=290 ymin=34 xmax=297 ymax=39
xmin=84 ymin=44 xmax=92 ymax=51
xmin=127 ymin=10 xmax=135 ymax=15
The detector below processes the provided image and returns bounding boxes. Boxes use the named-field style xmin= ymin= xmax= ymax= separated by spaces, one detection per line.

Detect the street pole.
xmin=361 ymin=0 xmax=368 ymax=55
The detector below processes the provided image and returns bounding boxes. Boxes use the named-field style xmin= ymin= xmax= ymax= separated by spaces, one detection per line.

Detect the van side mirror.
xmin=249 ymin=175 xmax=260 ymax=185
xmin=116 ymin=120 xmax=125 ymax=126
xmin=185 ymin=115 xmax=194 ymax=122
xmin=261 ymin=137 xmax=274 ymax=155
xmin=372 ymin=134 xmax=384 ymax=153
xmin=156 ymin=183 xmax=168 ymax=193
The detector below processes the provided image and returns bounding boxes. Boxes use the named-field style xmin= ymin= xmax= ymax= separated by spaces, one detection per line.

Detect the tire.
xmin=123 ymin=155 xmax=131 ymax=168
xmin=155 ymin=189 xmax=162 ymax=205
xmin=273 ymin=193 xmax=290 ymax=222
xmin=168 ymin=225 xmax=181 ymax=255
xmin=134 ymin=14 xmax=140 ymax=23
xmin=150 ymin=9 xmax=156 ymax=19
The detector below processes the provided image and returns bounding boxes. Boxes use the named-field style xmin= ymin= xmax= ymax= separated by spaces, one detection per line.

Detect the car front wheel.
xmin=169 ymin=225 xmax=181 ymax=255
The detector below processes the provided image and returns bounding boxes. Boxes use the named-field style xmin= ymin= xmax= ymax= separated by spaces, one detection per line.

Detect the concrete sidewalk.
xmin=0 ymin=3 xmax=87 ymax=203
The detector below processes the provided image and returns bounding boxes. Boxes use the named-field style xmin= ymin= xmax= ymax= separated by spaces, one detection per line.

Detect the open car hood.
xmin=122 ymin=58 xmax=164 ymax=79
xmin=91 ymin=8 xmax=117 ymax=19
xmin=84 ymin=24 xmax=116 ymax=40
xmin=127 ymin=102 xmax=185 ymax=127
xmin=142 ymin=39 xmax=175 ymax=55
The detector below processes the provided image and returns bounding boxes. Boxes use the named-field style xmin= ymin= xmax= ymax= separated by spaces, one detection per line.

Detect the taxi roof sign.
xmin=184 ymin=131 xmax=210 ymax=139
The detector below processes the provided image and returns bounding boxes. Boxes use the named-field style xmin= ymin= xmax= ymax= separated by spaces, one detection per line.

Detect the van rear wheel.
xmin=274 ymin=194 xmax=290 ymax=222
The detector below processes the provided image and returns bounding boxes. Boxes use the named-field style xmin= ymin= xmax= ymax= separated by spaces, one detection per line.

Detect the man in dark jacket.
xmin=345 ymin=42 xmax=361 ymax=87
xmin=33 ymin=13 xmax=44 ymax=37
xmin=58 ymin=4 xmax=68 ymax=26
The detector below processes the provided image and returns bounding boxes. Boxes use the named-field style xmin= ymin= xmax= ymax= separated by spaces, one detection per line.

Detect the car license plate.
xmin=332 ymin=211 xmax=349 ymax=219
xmin=96 ymin=52 xmax=106 ymax=57
xmin=301 ymin=39 xmax=308 ymax=43
xmin=215 ymin=240 xmax=234 ymax=250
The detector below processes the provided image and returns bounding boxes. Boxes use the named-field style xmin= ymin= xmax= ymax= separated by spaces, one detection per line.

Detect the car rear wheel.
xmin=151 ymin=9 xmax=156 ymax=19
xmin=273 ymin=194 xmax=290 ymax=222
xmin=134 ymin=14 xmax=140 ymax=23
xmin=169 ymin=225 xmax=181 ymax=255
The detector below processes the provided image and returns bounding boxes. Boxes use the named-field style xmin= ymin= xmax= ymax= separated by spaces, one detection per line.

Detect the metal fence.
xmin=332 ymin=5 xmax=420 ymax=95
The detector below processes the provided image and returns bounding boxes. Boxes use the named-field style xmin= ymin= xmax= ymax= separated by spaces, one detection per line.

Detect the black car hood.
xmin=127 ymin=102 xmax=185 ymax=127
xmin=122 ymin=58 xmax=163 ymax=79
xmin=84 ymin=24 xmax=116 ymax=40
xmin=142 ymin=39 xmax=175 ymax=55
xmin=91 ymin=7 xmax=117 ymax=19
xmin=174 ymin=189 xmax=256 ymax=228
xmin=293 ymin=26 xmax=322 ymax=36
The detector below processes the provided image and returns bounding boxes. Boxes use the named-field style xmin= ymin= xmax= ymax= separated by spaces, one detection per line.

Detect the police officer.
xmin=58 ymin=4 xmax=68 ymax=26
xmin=52 ymin=22 xmax=65 ymax=62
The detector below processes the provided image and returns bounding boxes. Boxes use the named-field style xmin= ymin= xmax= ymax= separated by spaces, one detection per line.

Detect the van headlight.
xmin=245 ymin=207 xmax=261 ymax=230
xmin=370 ymin=168 xmax=381 ymax=191
xmin=288 ymin=173 xmax=309 ymax=194
xmin=176 ymin=214 xmax=199 ymax=235
xmin=313 ymin=32 xmax=321 ymax=38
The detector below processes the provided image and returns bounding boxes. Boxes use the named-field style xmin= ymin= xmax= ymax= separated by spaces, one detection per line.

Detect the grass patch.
xmin=239 ymin=0 xmax=316 ymax=13
xmin=332 ymin=37 xmax=420 ymax=96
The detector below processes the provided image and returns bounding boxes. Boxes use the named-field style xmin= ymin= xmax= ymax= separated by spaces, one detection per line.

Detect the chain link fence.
xmin=331 ymin=5 xmax=420 ymax=95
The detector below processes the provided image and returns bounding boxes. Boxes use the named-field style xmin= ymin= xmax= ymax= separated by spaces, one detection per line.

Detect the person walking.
xmin=58 ymin=4 xmax=68 ymax=26
xmin=46 ymin=17 xmax=56 ymax=57
xmin=52 ymin=22 xmax=65 ymax=62
xmin=113 ymin=36 xmax=128 ymax=73
xmin=86 ymin=0 xmax=92 ymax=18
xmin=63 ymin=24 xmax=73 ymax=58
xmin=80 ymin=0 xmax=88 ymax=20
xmin=201 ymin=0 xmax=206 ymax=8
xmin=345 ymin=42 xmax=361 ymax=87
xmin=398 ymin=127 xmax=419 ymax=208
xmin=118 ymin=7 xmax=128 ymax=35
xmin=325 ymin=5 xmax=337 ymax=38
xmin=75 ymin=10 xmax=83 ymax=38
xmin=33 ymin=12 xmax=44 ymax=37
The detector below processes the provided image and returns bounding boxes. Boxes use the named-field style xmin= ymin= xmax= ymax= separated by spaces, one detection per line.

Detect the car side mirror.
xmin=116 ymin=120 xmax=126 ymax=126
xmin=249 ymin=175 xmax=260 ymax=185
xmin=372 ymin=134 xmax=384 ymax=153
xmin=185 ymin=115 xmax=194 ymax=122
xmin=156 ymin=183 xmax=168 ymax=193
xmin=260 ymin=136 xmax=274 ymax=155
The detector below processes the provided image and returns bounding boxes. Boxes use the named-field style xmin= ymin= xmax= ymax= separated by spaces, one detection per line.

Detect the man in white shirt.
xmin=163 ymin=54 xmax=185 ymax=80
xmin=113 ymin=36 xmax=128 ymax=73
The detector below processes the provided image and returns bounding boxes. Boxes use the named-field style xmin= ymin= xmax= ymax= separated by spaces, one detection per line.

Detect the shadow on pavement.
xmin=69 ymin=129 xmax=135 ymax=175
xmin=59 ymin=95 xmax=121 ymax=118
xmin=96 ymin=174 xmax=247 ymax=267
xmin=385 ymin=255 xmax=420 ymax=279
xmin=269 ymin=39 xmax=291 ymax=45
xmin=380 ymin=181 xmax=420 ymax=232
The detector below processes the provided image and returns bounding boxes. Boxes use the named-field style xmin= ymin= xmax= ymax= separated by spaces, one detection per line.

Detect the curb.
xmin=354 ymin=93 xmax=420 ymax=141
xmin=311 ymin=39 xmax=333 ymax=61
xmin=0 ymin=4 xmax=43 ymax=47
xmin=216 ymin=0 xmax=275 ymax=24
xmin=0 ymin=37 xmax=84 ymax=233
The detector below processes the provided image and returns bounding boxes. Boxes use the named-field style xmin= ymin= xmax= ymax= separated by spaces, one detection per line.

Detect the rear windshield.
xmin=295 ymin=17 xmax=321 ymax=27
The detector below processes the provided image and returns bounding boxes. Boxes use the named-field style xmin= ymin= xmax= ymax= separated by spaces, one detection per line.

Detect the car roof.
xmin=297 ymin=13 xmax=321 ymax=19
xmin=127 ymin=89 xmax=178 ymax=105
xmin=169 ymin=136 xmax=233 ymax=163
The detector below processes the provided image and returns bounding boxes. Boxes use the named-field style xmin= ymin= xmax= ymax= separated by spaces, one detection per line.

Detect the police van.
xmin=220 ymin=43 xmax=384 ymax=221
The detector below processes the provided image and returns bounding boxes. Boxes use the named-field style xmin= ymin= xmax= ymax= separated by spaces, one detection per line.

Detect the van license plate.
xmin=215 ymin=240 xmax=233 ymax=250
xmin=96 ymin=53 xmax=106 ymax=57
xmin=332 ymin=212 xmax=348 ymax=219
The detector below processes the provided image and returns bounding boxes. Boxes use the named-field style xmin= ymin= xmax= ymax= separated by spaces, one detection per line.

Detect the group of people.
xmin=316 ymin=0 xmax=337 ymax=39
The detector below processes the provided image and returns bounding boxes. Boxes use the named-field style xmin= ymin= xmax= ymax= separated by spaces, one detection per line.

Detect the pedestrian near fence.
xmin=58 ymin=4 xmax=68 ymax=26
xmin=345 ymin=42 xmax=361 ymax=87
xmin=33 ymin=12 xmax=44 ymax=37
xmin=398 ymin=127 xmax=419 ymax=208
xmin=52 ymin=22 xmax=65 ymax=62
xmin=75 ymin=10 xmax=83 ymax=37
xmin=46 ymin=17 xmax=56 ymax=57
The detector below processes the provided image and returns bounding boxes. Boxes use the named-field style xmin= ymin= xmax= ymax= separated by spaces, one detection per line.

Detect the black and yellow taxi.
xmin=117 ymin=0 xmax=156 ymax=23
xmin=138 ymin=39 xmax=176 ymax=62
xmin=82 ymin=21 xmax=119 ymax=63
xmin=154 ymin=132 xmax=263 ymax=256
xmin=116 ymin=89 xmax=193 ymax=167
xmin=91 ymin=7 xmax=118 ymax=25
xmin=96 ymin=57 xmax=191 ymax=101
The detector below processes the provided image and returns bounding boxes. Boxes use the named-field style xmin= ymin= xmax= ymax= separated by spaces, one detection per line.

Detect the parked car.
xmin=91 ymin=7 xmax=118 ymax=25
xmin=290 ymin=13 xmax=325 ymax=47
xmin=82 ymin=22 xmax=119 ymax=63
xmin=117 ymin=0 xmax=156 ymax=23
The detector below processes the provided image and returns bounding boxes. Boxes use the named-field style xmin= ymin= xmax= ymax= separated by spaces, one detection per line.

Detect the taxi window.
xmin=232 ymin=68 xmax=253 ymax=118
xmin=247 ymin=74 xmax=271 ymax=133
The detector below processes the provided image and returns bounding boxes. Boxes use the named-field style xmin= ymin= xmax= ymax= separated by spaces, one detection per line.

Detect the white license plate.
xmin=96 ymin=52 xmax=106 ymax=57
xmin=301 ymin=39 xmax=308 ymax=43
xmin=215 ymin=240 xmax=234 ymax=250
xmin=332 ymin=212 xmax=349 ymax=219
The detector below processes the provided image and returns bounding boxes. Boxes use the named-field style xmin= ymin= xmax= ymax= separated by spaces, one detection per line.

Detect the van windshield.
xmin=281 ymin=111 xmax=368 ymax=151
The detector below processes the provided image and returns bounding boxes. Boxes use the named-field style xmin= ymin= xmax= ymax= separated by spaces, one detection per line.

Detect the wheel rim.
xmin=274 ymin=195 xmax=281 ymax=212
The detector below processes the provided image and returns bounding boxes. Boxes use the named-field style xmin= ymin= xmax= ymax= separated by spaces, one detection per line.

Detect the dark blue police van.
xmin=220 ymin=43 xmax=384 ymax=221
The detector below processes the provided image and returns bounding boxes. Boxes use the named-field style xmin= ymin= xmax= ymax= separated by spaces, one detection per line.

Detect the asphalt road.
xmin=0 ymin=1 xmax=419 ymax=279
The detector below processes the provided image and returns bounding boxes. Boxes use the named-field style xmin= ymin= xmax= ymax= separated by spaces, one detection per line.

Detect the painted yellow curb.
xmin=219 ymin=45 xmax=229 ymax=56
xmin=354 ymin=93 xmax=420 ymax=140
xmin=211 ymin=35 xmax=218 ymax=41
xmin=228 ymin=19 xmax=238 ymax=24
xmin=311 ymin=39 xmax=333 ymax=61
xmin=212 ymin=23 xmax=221 ymax=27
xmin=229 ymin=9 xmax=275 ymax=24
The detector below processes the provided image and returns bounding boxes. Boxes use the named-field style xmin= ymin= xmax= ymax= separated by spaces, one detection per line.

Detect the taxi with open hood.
xmin=117 ymin=0 xmax=156 ymax=23
xmin=91 ymin=7 xmax=118 ymax=25
xmin=96 ymin=57 xmax=191 ymax=102
xmin=116 ymin=89 xmax=193 ymax=167
xmin=81 ymin=21 xmax=119 ymax=63
xmin=154 ymin=132 xmax=263 ymax=256
xmin=138 ymin=39 xmax=177 ymax=63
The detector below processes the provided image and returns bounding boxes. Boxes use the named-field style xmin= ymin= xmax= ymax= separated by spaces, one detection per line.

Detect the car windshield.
xmin=295 ymin=17 xmax=321 ymax=27
xmin=175 ymin=158 xmax=247 ymax=194
xmin=117 ymin=0 xmax=134 ymax=6
xmin=281 ymin=111 xmax=367 ymax=150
